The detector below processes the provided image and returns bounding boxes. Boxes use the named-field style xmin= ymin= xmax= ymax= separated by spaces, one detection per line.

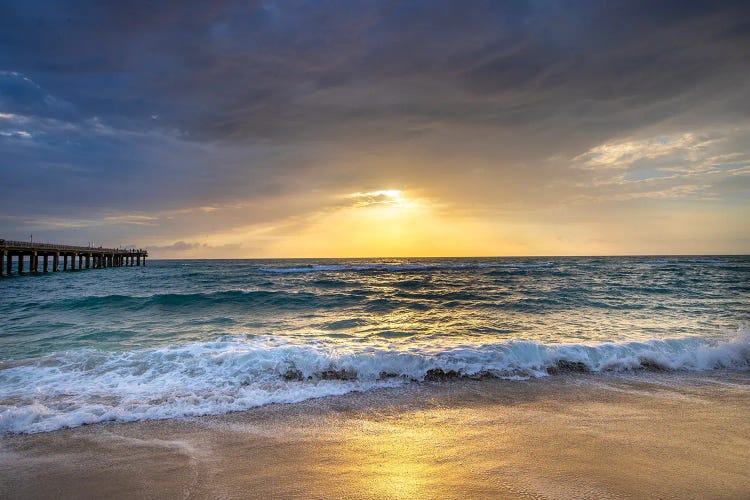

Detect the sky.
xmin=0 ymin=0 xmax=748 ymax=258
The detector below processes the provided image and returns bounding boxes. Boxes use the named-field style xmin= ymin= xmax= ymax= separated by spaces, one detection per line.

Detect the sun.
xmin=347 ymin=189 xmax=417 ymax=210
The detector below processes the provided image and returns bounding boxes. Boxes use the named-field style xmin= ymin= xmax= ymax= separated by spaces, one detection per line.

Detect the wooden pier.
xmin=0 ymin=239 xmax=147 ymax=277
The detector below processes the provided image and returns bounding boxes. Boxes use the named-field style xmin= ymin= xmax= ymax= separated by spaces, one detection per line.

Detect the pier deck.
xmin=0 ymin=239 xmax=147 ymax=276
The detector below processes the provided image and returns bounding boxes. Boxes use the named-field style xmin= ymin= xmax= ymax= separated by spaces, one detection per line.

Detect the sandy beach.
xmin=2 ymin=371 xmax=749 ymax=499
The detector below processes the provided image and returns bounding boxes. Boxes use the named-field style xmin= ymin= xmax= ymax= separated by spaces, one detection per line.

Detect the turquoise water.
xmin=1 ymin=256 xmax=749 ymax=432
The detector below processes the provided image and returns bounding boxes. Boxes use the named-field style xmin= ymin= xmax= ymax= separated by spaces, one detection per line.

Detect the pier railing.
xmin=0 ymin=239 xmax=145 ymax=254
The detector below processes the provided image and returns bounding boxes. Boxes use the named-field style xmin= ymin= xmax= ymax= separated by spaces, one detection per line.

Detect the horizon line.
xmin=145 ymin=253 xmax=750 ymax=260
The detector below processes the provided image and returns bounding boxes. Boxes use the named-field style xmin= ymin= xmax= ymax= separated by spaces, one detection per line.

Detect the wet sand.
xmin=1 ymin=372 xmax=749 ymax=499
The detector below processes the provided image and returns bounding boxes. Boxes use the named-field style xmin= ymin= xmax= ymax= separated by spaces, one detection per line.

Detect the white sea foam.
xmin=260 ymin=262 xmax=555 ymax=273
xmin=1 ymin=330 xmax=748 ymax=433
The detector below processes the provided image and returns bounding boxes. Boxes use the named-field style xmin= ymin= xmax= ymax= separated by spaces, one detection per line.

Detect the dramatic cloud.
xmin=0 ymin=1 xmax=748 ymax=256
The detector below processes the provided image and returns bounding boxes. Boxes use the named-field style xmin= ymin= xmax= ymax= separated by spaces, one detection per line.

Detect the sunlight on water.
xmin=340 ymin=418 xmax=453 ymax=499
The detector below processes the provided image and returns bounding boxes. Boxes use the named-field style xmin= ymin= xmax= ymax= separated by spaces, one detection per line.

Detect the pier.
xmin=0 ymin=239 xmax=147 ymax=277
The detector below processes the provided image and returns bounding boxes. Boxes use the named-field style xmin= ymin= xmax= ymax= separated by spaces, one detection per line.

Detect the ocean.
xmin=1 ymin=256 xmax=748 ymax=433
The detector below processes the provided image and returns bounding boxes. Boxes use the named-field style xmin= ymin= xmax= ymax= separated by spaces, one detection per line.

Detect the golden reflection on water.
xmin=333 ymin=412 xmax=475 ymax=499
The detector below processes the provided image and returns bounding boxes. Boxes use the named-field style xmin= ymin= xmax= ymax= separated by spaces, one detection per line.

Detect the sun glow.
xmin=347 ymin=189 xmax=418 ymax=209
xmin=150 ymin=187 xmax=532 ymax=257
xmin=151 ymin=183 xmax=731 ymax=258
xmin=361 ymin=189 xmax=402 ymax=198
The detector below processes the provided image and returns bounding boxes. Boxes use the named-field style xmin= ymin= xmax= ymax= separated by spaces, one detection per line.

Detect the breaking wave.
xmin=2 ymin=330 xmax=748 ymax=433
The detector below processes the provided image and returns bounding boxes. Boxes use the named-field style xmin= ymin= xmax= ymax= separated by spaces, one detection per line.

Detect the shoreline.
xmin=2 ymin=371 xmax=749 ymax=499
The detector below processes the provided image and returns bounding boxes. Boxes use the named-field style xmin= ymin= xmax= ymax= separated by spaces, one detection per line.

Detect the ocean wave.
xmin=38 ymin=289 xmax=362 ymax=312
xmin=1 ymin=331 xmax=748 ymax=433
xmin=259 ymin=262 xmax=555 ymax=273
xmin=35 ymin=288 xmax=493 ymax=315
xmin=645 ymin=258 xmax=730 ymax=265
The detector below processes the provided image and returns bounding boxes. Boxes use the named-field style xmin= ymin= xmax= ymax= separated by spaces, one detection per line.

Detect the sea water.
xmin=1 ymin=256 xmax=748 ymax=433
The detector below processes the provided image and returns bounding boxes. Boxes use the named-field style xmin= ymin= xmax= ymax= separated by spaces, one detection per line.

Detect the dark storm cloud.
xmin=2 ymin=0 xmax=748 ymax=141
xmin=0 ymin=0 xmax=748 ymax=250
